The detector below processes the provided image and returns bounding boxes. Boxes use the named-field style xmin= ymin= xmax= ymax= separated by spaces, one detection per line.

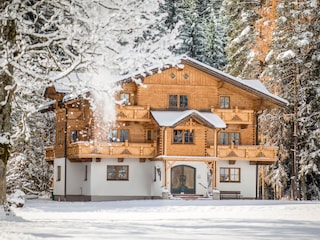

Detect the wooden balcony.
xmin=116 ymin=105 xmax=151 ymax=122
xmin=211 ymin=107 xmax=253 ymax=125
xmin=206 ymin=144 xmax=278 ymax=163
xmin=45 ymin=147 xmax=55 ymax=162
xmin=67 ymin=140 xmax=156 ymax=161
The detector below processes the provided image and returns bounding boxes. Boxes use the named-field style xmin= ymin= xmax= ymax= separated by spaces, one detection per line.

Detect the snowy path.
xmin=1 ymin=199 xmax=320 ymax=239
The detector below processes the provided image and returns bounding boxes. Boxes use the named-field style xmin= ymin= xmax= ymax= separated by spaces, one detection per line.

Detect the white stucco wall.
xmin=53 ymin=158 xmax=65 ymax=196
xmin=89 ymin=158 xmax=163 ymax=197
xmin=216 ymin=160 xmax=257 ymax=198
xmin=53 ymin=158 xmax=91 ymax=197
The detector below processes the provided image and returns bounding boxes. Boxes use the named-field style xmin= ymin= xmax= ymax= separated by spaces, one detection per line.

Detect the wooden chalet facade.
xmin=43 ymin=57 xmax=287 ymax=201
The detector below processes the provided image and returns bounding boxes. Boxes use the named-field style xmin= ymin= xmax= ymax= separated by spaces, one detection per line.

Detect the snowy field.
xmin=1 ymin=199 xmax=320 ymax=240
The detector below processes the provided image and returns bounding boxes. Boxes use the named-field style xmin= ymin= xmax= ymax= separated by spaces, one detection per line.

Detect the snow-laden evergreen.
xmin=222 ymin=0 xmax=261 ymax=78
xmin=160 ymin=0 xmax=227 ymax=69
xmin=0 ymin=0 xmax=179 ymax=209
xmin=261 ymin=0 xmax=320 ymax=200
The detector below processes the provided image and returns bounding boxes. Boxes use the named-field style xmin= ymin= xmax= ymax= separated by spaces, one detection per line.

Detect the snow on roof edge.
xmin=181 ymin=56 xmax=288 ymax=106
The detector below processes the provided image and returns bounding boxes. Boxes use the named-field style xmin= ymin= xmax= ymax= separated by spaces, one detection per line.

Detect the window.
xmin=109 ymin=129 xmax=117 ymax=142
xmin=120 ymin=129 xmax=129 ymax=142
xmin=173 ymin=130 xmax=193 ymax=144
xmin=57 ymin=166 xmax=61 ymax=181
xmin=107 ymin=165 xmax=129 ymax=180
xmin=169 ymin=95 xmax=178 ymax=107
xmin=120 ymin=93 xmax=130 ymax=105
xmin=146 ymin=129 xmax=153 ymax=141
xmin=220 ymin=96 xmax=230 ymax=109
xmin=220 ymin=168 xmax=240 ymax=182
xmin=84 ymin=165 xmax=88 ymax=181
xmin=220 ymin=132 xmax=240 ymax=145
xmin=220 ymin=132 xmax=229 ymax=145
xmin=231 ymin=132 xmax=240 ymax=145
xmin=70 ymin=130 xmax=80 ymax=143
xmin=109 ymin=129 xmax=129 ymax=142
xmin=180 ymin=95 xmax=188 ymax=108
xmin=169 ymin=95 xmax=188 ymax=108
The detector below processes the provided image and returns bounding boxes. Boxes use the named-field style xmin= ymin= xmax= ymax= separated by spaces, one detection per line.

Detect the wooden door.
xmin=171 ymin=165 xmax=196 ymax=194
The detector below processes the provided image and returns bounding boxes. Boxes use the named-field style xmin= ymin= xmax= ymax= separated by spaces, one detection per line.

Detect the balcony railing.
xmin=67 ymin=140 xmax=156 ymax=160
xmin=116 ymin=105 xmax=151 ymax=122
xmin=211 ymin=106 xmax=253 ymax=125
xmin=206 ymin=144 xmax=278 ymax=162
xmin=45 ymin=147 xmax=55 ymax=162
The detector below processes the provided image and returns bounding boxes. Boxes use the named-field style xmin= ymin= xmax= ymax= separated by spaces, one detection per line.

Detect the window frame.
xmin=57 ymin=166 xmax=61 ymax=182
xmin=107 ymin=165 xmax=129 ymax=181
xmin=120 ymin=93 xmax=130 ymax=105
xmin=231 ymin=132 xmax=240 ymax=145
xmin=169 ymin=95 xmax=178 ymax=108
xmin=173 ymin=129 xmax=194 ymax=144
xmin=220 ymin=132 xmax=240 ymax=145
xmin=146 ymin=129 xmax=153 ymax=142
xmin=70 ymin=130 xmax=80 ymax=143
xmin=220 ymin=96 xmax=230 ymax=109
xmin=109 ymin=129 xmax=129 ymax=142
xmin=220 ymin=167 xmax=240 ymax=183
xmin=168 ymin=94 xmax=188 ymax=108
xmin=84 ymin=165 xmax=88 ymax=181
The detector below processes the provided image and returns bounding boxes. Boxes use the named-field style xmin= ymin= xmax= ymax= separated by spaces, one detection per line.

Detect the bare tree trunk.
xmin=0 ymin=0 xmax=16 ymax=208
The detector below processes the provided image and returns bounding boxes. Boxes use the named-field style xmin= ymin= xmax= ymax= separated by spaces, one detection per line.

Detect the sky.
xmin=1 ymin=198 xmax=320 ymax=240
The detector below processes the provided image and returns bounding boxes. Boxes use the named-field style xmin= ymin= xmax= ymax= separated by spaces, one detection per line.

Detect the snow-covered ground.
xmin=1 ymin=199 xmax=320 ymax=240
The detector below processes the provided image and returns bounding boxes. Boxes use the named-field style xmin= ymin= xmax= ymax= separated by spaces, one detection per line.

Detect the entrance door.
xmin=171 ymin=165 xmax=196 ymax=194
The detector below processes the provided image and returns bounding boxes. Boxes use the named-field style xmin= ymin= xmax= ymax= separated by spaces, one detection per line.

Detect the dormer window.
xmin=220 ymin=96 xmax=230 ymax=109
xmin=169 ymin=95 xmax=188 ymax=108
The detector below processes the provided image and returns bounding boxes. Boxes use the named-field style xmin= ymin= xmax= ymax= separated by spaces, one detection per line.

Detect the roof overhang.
xmin=181 ymin=56 xmax=288 ymax=107
xmin=151 ymin=110 xmax=226 ymax=129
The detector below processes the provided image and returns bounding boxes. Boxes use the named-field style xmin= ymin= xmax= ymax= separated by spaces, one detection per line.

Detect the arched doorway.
xmin=171 ymin=165 xmax=196 ymax=194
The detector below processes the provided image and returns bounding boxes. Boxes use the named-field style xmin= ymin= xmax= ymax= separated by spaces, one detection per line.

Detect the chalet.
xmin=43 ymin=56 xmax=287 ymax=201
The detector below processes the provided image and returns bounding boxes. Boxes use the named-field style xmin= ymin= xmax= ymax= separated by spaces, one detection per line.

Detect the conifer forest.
xmin=0 ymin=0 xmax=319 ymax=203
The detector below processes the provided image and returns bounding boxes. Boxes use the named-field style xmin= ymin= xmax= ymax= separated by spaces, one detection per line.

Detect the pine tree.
xmin=202 ymin=2 xmax=227 ymax=69
xmin=222 ymin=0 xmax=261 ymax=78
xmin=160 ymin=0 xmax=227 ymax=69
xmin=260 ymin=0 xmax=320 ymax=200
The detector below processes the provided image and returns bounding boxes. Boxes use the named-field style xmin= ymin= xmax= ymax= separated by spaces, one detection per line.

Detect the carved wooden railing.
xmin=206 ymin=144 xmax=278 ymax=162
xmin=211 ymin=106 xmax=253 ymax=125
xmin=67 ymin=140 xmax=157 ymax=160
xmin=45 ymin=147 xmax=55 ymax=162
xmin=116 ymin=105 xmax=151 ymax=122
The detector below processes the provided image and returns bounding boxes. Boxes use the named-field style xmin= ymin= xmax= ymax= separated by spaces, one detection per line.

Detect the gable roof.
xmin=45 ymin=56 xmax=287 ymax=108
xmin=151 ymin=110 xmax=226 ymax=129
xmin=180 ymin=56 xmax=288 ymax=107
xmin=116 ymin=56 xmax=287 ymax=108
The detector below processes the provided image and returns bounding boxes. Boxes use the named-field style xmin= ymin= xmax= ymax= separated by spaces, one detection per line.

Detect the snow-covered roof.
xmin=181 ymin=56 xmax=288 ymax=106
xmin=151 ymin=110 xmax=226 ymax=129
xmin=38 ymin=100 xmax=56 ymax=112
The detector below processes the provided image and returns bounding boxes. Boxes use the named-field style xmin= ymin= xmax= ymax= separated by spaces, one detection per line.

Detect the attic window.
xmin=183 ymin=73 xmax=189 ymax=79
xmin=170 ymin=73 xmax=175 ymax=79
xmin=220 ymin=96 xmax=230 ymax=109
xmin=169 ymin=95 xmax=188 ymax=108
